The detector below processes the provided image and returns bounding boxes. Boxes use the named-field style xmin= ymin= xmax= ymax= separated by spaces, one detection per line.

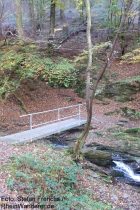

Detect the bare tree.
xmin=0 ymin=0 xmax=4 ymax=36
xmin=60 ymin=0 xmax=65 ymax=23
xmin=50 ymin=0 xmax=56 ymax=36
xmin=74 ymin=0 xmax=133 ymax=159
xmin=138 ymin=1 xmax=140 ymax=34
xmin=15 ymin=0 xmax=24 ymax=40
xmin=28 ymin=0 xmax=36 ymax=35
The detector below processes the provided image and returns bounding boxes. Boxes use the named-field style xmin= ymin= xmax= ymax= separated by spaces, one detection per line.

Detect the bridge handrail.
xmin=20 ymin=103 xmax=85 ymax=130
xmin=20 ymin=103 xmax=83 ymax=117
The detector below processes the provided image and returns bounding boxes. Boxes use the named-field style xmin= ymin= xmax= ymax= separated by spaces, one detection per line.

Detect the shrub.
xmin=0 ymin=46 xmax=77 ymax=98
xmin=42 ymin=57 xmax=77 ymax=88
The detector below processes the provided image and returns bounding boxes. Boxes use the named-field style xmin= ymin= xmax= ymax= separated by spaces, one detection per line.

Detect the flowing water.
xmin=113 ymin=161 xmax=140 ymax=184
xmin=39 ymin=130 xmax=140 ymax=186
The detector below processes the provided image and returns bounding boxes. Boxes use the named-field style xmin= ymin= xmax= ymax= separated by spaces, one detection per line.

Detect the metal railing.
xmin=20 ymin=103 xmax=85 ymax=130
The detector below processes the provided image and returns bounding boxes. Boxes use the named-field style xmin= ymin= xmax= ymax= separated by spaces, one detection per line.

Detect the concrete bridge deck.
xmin=0 ymin=118 xmax=86 ymax=144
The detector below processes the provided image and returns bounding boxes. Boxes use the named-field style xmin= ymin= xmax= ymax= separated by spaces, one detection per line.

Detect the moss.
xmin=114 ymin=132 xmax=139 ymax=141
xmin=96 ymin=76 xmax=140 ymax=102
xmin=118 ymin=76 xmax=140 ymax=84
xmin=83 ymin=149 xmax=112 ymax=166
xmin=121 ymin=107 xmax=140 ymax=119
xmin=113 ymin=128 xmax=140 ymax=142
xmin=125 ymin=128 xmax=140 ymax=136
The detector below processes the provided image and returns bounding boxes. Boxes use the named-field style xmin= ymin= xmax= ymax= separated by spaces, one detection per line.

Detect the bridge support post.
xmin=78 ymin=104 xmax=81 ymax=121
xmin=58 ymin=108 xmax=60 ymax=121
xmin=30 ymin=114 xmax=33 ymax=130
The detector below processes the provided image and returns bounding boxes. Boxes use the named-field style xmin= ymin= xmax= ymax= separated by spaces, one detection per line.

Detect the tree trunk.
xmin=60 ymin=9 xmax=64 ymax=22
xmin=119 ymin=0 xmax=133 ymax=55
xmin=74 ymin=0 xmax=93 ymax=159
xmin=138 ymin=3 xmax=140 ymax=34
xmin=0 ymin=0 xmax=4 ymax=37
xmin=0 ymin=21 xmax=2 ymax=37
xmin=15 ymin=0 xmax=24 ymax=40
xmin=50 ymin=0 xmax=56 ymax=36
xmin=74 ymin=0 xmax=132 ymax=160
xmin=28 ymin=0 xmax=36 ymax=35
xmin=60 ymin=0 xmax=65 ymax=23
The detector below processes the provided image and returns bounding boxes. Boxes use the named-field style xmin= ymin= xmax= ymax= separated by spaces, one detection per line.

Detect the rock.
xmin=82 ymin=160 xmax=110 ymax=175
xmin=116 ymin=122 xmax=125 ymax=126
xmin=82 ymin=147 xmax=112 ymax=167
xmin=118 ymin=119 xmax=128 ymax=123
xmin=111 ymin=169 xmax=124 ymax=177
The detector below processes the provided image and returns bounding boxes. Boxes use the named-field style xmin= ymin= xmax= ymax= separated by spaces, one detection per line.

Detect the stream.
xmin=113 ymin=161 xmax=140 ymax=184
xmin=39 ymin=128 xmax=140 ymax=187
xmin=112 ymin=154 xmax=140 ymax=186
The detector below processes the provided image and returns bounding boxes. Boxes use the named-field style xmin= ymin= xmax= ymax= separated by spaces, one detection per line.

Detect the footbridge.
xmin=0 ymin=104 xmax=86 ymax=144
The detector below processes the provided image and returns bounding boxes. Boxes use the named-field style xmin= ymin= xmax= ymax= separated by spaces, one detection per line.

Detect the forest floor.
xmin=0 ymin=32 xmax=140 ymax=209
xmin=0 ymin=140 xmax=140 ymax=210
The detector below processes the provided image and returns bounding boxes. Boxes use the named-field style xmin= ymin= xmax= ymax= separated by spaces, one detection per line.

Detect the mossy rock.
xmin=82 ymin=148 xmax=112 ymax=166
xmin=112 ymin=127 xmax=140 ymax=156
xmin=96 ymin=76 xmax=140 ymax=102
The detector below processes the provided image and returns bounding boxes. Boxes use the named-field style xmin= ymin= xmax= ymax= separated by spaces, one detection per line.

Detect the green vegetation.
xmin=113 ymin=128 xmax=140 ymax=142
xmin=75 ymin=41 xmax=112 ymax=70
xmin=96 ymin=75 xmax=140 ymax=102
xmin=121 ymin=48 xmax=140 ymax=64
xmin=105 ymin=127 xmax=140 ymax=156
xmin=118 ymin=76 xmax=140 ymax=84
xmin=0 ymin=43 xmax=77 ymax=98
xmin=74 ymin=41 xmax=112 ymax=97
xmin=5 ymin=148 xmax=111 ymax=210
xmin=125 ymin=128 xmax=140 ymax=136
xmin=121 ymin=107 xmax=140 ymax=119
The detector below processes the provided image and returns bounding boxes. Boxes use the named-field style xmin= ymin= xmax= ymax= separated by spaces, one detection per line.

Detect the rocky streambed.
xmin=39 ymin=126 xmax=140 ymax=187
xmin=82 ymin=143 xmax=140 ymax=186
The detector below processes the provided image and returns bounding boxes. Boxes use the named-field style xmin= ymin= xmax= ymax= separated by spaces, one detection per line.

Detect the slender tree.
xmin=0 ymin=0 xmax=4 ymax=36
xmin=50 ymin=0 xmax=56 ymax=35
xmin=74 ymin=0 xmax=133 ymax=159
xmin=138 ymin=1 xmax=140 ymax=34
xmin=28 ymin=0 xmax=36 ymax=35
xmin=60 ymin=0 xmax=65 ymax=23
xmin=15 ymin=0 xmax=24 ymax=40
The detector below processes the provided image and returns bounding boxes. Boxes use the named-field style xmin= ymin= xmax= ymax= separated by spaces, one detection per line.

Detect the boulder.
xmin=82 ymin=147 xmax=112 ymax=167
